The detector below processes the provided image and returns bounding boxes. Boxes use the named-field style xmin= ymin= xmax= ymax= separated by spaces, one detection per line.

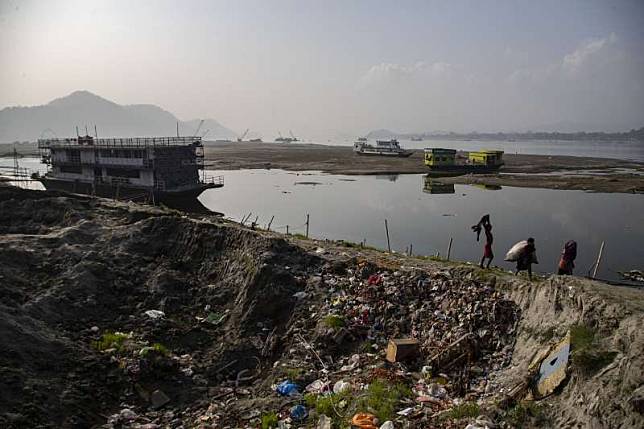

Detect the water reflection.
xmin=422 ymin=176 xmax=455 ymax=194
xmin=375 ymin=174 xmax=400 ymax=182
xmin=472 ymin=183 xmax=503 ymax=191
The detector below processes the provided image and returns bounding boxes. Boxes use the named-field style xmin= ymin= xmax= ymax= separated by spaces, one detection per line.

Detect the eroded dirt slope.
xmin=1 ymin=186 xmax=642 ymax=429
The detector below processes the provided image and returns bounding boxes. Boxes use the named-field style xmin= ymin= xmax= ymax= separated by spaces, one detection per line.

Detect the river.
xmin=199 ymin=169 xmax=644 ymax=282
xmin=2 ymin=158 xmax=643 ymax=281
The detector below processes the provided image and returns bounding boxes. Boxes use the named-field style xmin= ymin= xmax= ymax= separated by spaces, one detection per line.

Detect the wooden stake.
xmin=305 ymin=214 xmax=310 ymax=238
xmin=384 ymin=219 xmax=391 ymax=252
xmin=409 ymin=243 xmax=413 ymax=256
xmin=592 ymin=241 xmax=605 ymax=279
xmin=286 ymin=225 xmax=289 ymax=235
xmin=267 ymin=215 xmax=275 ymax=231
xmin=447 ymin=237 xmax=453 ymax=261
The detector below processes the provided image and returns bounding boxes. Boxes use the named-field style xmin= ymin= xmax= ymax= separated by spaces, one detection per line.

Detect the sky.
xmin=1 ymin=0 xmax=643 ymax=139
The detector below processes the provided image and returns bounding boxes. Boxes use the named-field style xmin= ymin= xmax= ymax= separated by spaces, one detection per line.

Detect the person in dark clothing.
xmin=515 ymin=237 xmax=536 ymax=280
xmin=557 ymin=240 xmax=577 ymax=275
xmin=472 ymin=215 xmax=494 ymax=268
xmin=471 ymin=214 xmax=490 ymax=242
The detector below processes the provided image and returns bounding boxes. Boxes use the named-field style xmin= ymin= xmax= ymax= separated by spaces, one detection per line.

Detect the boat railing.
xmin=202 ymin=173 xmax=224 ymax=186
xmin=38 ymin=136 xmax=202 ymax=149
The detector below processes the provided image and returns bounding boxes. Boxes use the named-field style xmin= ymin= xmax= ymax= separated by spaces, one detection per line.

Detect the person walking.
xmin=472 ymin=215 xmax=494 ymax=268
xmin=557 ymin=240 xmax=577 ymax=275
xmin=515 ymin=237 xmax=537 ymax=280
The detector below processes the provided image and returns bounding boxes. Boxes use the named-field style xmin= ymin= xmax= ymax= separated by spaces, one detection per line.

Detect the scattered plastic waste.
xmin=351 ymin=413 xmax=378 ymax=429
xmin=317 ymin=414 xmax=332 ymax=429
xmin=144 ymin=310 xmax=165 ymax=319
xmin=276 ymin=380 xmax=300 ymax=396
xmin=333 ymin=380 xmax=351 ymax=394
xmin=290 ymin=404 xmax=308 ymax=421
xmin=293 ymin=291 xmax=308 ymax=299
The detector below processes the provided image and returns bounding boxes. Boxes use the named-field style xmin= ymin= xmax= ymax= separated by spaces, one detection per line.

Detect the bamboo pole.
xmin=305 ymin=214 xmax=310 ymax=238
xmin=592 ymin=241 xmax=605 ymax=279
xmin=384 ymin=219 xmax=391 ymax=252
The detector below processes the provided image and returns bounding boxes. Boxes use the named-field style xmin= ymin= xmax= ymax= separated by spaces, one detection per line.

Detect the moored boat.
xmin=36 ymin=135 xmax=223 ymax=205
xmin=353 ymin=138 xmax=413 ymax=157
xmin=424 ymin=148 xmax=504 ymax=176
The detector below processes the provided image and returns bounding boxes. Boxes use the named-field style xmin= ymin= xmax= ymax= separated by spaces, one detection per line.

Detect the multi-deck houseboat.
xmin=37 ymin=135 xmax=223 ymax=203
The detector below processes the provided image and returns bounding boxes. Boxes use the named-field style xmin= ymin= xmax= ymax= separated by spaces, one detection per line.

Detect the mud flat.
xmin=1 ymin=185 xmax=643 ymax=428
xmin=203 ymin=142 xmax=644 ymax=193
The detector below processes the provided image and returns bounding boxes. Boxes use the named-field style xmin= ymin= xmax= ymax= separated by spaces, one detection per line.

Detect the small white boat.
xmin=353 ymin=138 xmax=413 ymax=157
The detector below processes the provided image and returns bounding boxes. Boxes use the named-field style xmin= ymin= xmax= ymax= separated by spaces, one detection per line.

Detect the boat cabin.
xmin=423 ymin=148 xmax=457 ymax=166
xmin=468 ymin=150 xmax=504 ymax=166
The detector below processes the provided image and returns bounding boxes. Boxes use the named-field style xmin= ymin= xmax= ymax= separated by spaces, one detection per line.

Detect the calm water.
xmin=199 ymin=169 xmax=644 ymax=281
xmin=317 ymin=138 xmax=644 ymax=162
xmin=2 ymin=158 xmax=643 ymax=281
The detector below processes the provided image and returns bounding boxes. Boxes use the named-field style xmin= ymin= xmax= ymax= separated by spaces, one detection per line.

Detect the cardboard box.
xmin=386 ymin=338 xmax=419 ymax=363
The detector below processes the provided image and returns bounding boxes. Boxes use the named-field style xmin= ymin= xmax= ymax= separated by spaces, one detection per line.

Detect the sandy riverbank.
xmin=2 ymin=141 xmax=643 ymax=193
xmin=202 ymin=142 xmax=644 ymax=193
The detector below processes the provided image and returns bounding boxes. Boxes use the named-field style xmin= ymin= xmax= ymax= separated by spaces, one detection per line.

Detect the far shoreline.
xmin=2 ymin=140 xmax=643 ymax=194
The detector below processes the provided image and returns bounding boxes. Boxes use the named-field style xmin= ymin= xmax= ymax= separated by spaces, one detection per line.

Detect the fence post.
xmin=409 ymin=243 xmax=413 ymax=256
xmin=384 ymin=219 xmax=391 ymax=252
xmin=305 ymin=214 xmax=310 ymax=238
xmin=267 ymin=216 xmax=274 ymax=231
xmin=447 ymin=237 xmax=453 ymax=261
xmin=286 ymin=225 xmax=289 ymax=235
xmin=592 ymin=241 xmax=605 ymax=279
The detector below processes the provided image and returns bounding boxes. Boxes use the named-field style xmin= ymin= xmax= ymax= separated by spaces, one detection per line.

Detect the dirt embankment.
xmin=0 ymin=186 xmax=643 ymax=428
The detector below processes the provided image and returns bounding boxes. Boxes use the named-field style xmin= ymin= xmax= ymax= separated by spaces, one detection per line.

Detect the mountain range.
xmin=0 ymin=91 xmax=236 ymax=142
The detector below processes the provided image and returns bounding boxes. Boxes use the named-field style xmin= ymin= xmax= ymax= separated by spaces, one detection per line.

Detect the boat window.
xmin=106 ymin=168 xmax=140 ymax=178
xmin=60 ymin=165 xmax=82 ymax=174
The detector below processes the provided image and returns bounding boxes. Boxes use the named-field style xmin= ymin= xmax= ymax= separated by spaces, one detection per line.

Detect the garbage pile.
xmin=175 ymin=261 xmax=521 ymax=428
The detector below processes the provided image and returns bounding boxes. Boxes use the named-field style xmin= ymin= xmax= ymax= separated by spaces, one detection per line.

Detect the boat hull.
xmin=39 ymin=178 xmax=221 ymax=213
xmin=354 ymin=150 xmax=413 ymax=158
xmin=425 ymin=164 xmax=503 ymax=177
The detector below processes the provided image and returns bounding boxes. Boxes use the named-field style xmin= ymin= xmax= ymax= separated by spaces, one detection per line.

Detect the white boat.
xmin=353 ymin=138 xmax=413 ymax=157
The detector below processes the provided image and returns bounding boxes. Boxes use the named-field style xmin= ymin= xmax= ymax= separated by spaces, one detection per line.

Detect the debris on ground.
xmin=1 ymin=186 xmax=643 ymax=429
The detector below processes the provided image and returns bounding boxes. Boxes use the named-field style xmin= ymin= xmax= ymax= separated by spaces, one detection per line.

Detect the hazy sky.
xmin=1 ymin=0 xmax=643 ymax=138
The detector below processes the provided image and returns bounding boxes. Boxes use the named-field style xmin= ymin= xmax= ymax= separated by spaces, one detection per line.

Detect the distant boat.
xmin=411 ymin=136 xmax=423 ymax=141
xmin=249 ymin=138 xmax=263 ymax=143
xmin=275 ymin=131 xmax=299 ymax=143
xmin=353 ymin=138 xmax=413 ymax=157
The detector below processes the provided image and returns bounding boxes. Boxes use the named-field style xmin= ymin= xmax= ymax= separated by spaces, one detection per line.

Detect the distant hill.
xmin=0 ymin=90 xmax=236 ymax=142
xmin=365 ymin=129 xmax=398 ymax=139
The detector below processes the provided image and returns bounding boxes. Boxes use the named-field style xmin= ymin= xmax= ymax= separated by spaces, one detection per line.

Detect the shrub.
xmin=261 ymin=412 xmax=279 ymax=429
xmin=92 ymin=331 xmax=129 ymax=352
xmin=356 ymin=379 xmax=412 ymax=422
xmin=570 ymin=324 xmax=617 ymax=376
xmin=323 ymin=315 xmax=345 ymax=329
xmin=445 ymin=402 xmax=480 ymax=420
xmin=505 ymin=401 xmax=549 ymax=426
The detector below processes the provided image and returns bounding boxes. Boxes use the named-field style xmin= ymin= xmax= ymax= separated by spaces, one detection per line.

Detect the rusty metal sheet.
xmin=535 ymin=332 xmax=571 ymax=398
